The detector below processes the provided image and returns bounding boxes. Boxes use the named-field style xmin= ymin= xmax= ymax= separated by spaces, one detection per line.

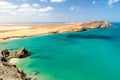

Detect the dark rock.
xmin=1 ymin=50 xmax=10 ymax=58
xmin=16 ymin=47 xmax=30 ymax=58
xmin=1 ymin=57 xmax=7 ymax=62
xmin=0 ymin=47 xmax=31 ymax=80
xmin=0 ymin=78 xmax=3 ymax=80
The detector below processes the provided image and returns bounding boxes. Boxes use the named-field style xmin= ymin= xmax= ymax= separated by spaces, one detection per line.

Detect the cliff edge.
xmin=0 ymin=47 xmax=31 ymax=80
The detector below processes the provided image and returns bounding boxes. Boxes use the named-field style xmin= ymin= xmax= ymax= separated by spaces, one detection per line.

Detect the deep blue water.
xmin=0 ymin=22 xmax=120 ymax=80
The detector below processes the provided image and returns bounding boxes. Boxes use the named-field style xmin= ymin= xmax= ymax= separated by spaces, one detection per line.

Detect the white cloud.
xmin=50 ymin=0 xmax=66 ymax=3
xmin=40 ymin=0 xmax=48 ymax=2
xmin=20 ymin=3 xmax=30 ymax=8
xmin=38 ymin=6 xmax=53 ymax=12
xmin=108 ymin=0 xmax=120 ymax=5
xmin=0 ymin=1 xmax=18 ymax=10
xmin=0 ymin=1 xmax=54 ymax=22
xmin=40 ymin=0 xmax=66 ymax=3
xmin=22 ymin=0 xmax=28 ymax=1
xmin=92 ymin=0 xmax=96 ymax=4
xmin=70 ymin=6 xmax=80 ymax=12
xmin=32 ymin=3 xmax=40 ymax=8
xmin=70 ymin=6 xmax=74 ymax=11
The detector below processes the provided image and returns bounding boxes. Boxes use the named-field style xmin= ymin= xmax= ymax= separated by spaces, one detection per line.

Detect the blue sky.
xmin=0 ymin=0 xmax=120 ymax=22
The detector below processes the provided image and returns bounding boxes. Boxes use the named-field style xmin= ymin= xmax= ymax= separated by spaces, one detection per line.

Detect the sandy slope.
xmin=0 ymin=20 xmax=112 ymax=42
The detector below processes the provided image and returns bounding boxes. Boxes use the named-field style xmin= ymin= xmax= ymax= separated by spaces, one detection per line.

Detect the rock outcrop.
xmin=0 ymin=62 xmax=27 ymax=80
xmin=0 ymin=47 xmax=30 ymax=80
xmin=0 ymin=47 xmax=30 ymax=62
xmin=56 ymin=20 xmax=113 ymax=33
xmin=16 ymin=47 xmax=30 ymax=58
xmin=80 ymin=20 xmax=112 ymax=29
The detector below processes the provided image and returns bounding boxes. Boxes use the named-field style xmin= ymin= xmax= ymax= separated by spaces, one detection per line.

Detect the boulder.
xmin=0 ymin=62 xmax=28 ymax=80
xmin=16 ymin=47 xmax=30 ymax=58
xmin=0 ymin=50 xmax=10 ymax=62
xmin=0 ymin=47 xmax=31 ymax=80
xmin=1 ymin=50 xmax=10 ymax=58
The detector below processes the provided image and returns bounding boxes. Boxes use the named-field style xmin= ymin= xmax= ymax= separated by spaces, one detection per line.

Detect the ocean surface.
xmin=0 ymin=22 xmax=120 ymax=80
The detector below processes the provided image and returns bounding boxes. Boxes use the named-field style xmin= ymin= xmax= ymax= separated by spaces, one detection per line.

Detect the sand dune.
xmin=0 ymin=20 xmax=112 ymax=43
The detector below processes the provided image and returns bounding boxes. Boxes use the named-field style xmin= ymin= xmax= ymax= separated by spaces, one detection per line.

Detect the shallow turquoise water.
xmin=0 ymin=22 xmax=120 ymax=80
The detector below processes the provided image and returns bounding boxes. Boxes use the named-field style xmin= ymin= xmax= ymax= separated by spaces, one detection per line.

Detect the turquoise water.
xmin=0 ymin=22 xmax=120 ymax=80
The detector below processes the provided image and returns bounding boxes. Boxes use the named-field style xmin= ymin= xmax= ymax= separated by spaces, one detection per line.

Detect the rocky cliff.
xmin=53 ymin=20 xmax=112 ymax=33
xmin=0 ymin=47 xmax=30 ymax=80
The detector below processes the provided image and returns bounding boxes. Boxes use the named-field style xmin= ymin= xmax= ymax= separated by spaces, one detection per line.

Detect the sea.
xmin=0 ymin=22 xmax=120 ymax=80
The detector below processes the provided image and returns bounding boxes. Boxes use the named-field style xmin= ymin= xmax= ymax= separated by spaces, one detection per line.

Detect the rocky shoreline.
xmin=0 ymin=47 xmax=32 ymax=80
xmin=0 ymin=20 xmax=113 ymax=80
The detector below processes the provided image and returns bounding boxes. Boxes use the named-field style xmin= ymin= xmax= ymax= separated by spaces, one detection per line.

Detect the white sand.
xmin=0 ymin=26 xmax=31 ymax=31
xmin=9 ymin=58 xmax=20 ymax=64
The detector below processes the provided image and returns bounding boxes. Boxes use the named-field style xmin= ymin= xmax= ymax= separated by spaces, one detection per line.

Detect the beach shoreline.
xmin=8 ymin=58 xmax=21 ymax=64
xmin=0 ymin=20 xmax=113 ymax=80
xmin=0 ymin=20 xmax=112 ymax=43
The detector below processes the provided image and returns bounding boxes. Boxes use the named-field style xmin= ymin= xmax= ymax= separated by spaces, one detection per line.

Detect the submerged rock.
xmin=30 ymin=71 xmax=39 ymax=75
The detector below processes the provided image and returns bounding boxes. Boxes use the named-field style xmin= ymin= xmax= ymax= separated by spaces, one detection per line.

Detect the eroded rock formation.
xmin=56 ymin=20 xmax=113 ymax=33
xmin=0 ymin=47 xmax=30 ymax=80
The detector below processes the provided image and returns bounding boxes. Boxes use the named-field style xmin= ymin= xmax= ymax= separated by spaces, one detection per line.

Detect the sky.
xmin=0 ymin=0 xmax=120 ymax=22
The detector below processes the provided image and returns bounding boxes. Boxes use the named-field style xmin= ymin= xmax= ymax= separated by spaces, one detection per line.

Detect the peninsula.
xmin=0 ymin=20 xmax=113 ymax=80
xmin=0 ymin=20 xmax=112 ymax=43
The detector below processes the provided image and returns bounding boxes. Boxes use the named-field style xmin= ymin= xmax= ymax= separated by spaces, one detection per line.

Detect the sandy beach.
xmin=0 ymin=23 xmax=76 ymax=42
xmin=0 ymin=21 xmax=112 ymax=43
xmin=8 ymin=58 xmax=21 ymax=64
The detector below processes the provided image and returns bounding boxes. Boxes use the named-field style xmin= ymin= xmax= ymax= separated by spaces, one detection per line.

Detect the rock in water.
xmin=0 ymin=47 xmax=30 ymax=62
xmin=16 ymin=47 xmax=30 ymax=58
xmin=30 ymin=71 xmax=39 ymax=75
xmin=0 ymin=47 xmax=31 ymax=80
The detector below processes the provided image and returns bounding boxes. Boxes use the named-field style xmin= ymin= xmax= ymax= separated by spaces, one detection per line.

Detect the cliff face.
xmin=80 ymin=20 xmax=112 ymax=28
xmin=0 ymin=47 xmax=30 ymax=80
xmin=55 ymin=20 xmax=112 ymax=33
xmin=0 ymin=62 xmax=27 ymax=80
